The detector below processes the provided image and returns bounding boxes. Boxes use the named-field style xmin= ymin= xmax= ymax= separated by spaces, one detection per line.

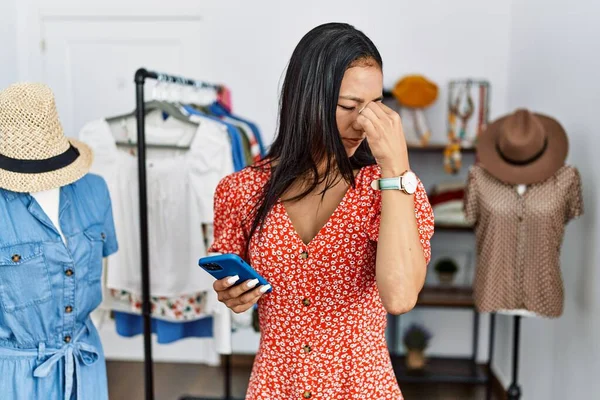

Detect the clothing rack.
xmin=133 ymin=68 xmax=235 ymax=400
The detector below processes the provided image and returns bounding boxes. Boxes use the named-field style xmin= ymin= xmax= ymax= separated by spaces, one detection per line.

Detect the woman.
xmin=209 ymin=23 xmax=434 ymax=399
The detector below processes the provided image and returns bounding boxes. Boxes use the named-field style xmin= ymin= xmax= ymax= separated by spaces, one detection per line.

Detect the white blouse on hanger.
xmin=79 ymin=114 xmax=234 ymax=298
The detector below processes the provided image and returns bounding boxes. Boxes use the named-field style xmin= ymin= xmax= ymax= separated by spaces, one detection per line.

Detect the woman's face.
xmin=336 ymin=65 xmax=383 ymax=157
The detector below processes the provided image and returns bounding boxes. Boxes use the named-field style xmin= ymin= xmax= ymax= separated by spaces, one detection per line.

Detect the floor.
xmin=107 ymin=361 xmax=499 ymax=400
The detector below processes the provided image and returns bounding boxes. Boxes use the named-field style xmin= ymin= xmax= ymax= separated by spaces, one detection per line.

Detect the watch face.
xmin=402 ymin=172 xmax=418 ymax=194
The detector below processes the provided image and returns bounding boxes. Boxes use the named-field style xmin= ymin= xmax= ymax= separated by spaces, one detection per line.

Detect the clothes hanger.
xmin=106 ymin=74 xmax=199 ymax=126
xmin=106 ymin=75 xmax=200 ymax=151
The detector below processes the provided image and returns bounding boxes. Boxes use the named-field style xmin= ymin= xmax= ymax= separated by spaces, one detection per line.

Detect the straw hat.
xmin=476 ymin=109 xmax=568 ymax=185
xmin=0 ymin=83 xmax=93 ymax=193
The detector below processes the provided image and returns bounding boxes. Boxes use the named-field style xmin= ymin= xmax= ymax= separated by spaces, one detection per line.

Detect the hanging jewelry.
xmin=451 ymin=82 xmax=475 ymax=143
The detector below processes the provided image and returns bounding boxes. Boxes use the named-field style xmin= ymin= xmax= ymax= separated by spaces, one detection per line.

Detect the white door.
xmin=41 ymin=17 xmax=205 ymax=137
xmin=40 ymin=14 xmax=227 ymax=363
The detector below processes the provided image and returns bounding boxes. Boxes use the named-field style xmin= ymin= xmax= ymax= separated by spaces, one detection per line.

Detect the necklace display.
xmin=445 ymin=83 xmax=473 ymax=174
xmin=444 ymin=80 xmax=490 ymax=174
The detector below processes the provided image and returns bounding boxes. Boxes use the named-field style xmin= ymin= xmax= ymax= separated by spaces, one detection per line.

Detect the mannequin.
xmin=496 ymin=185 xmax=538 ymax=318
xmin=31 ymin=188 xmax=66 ymax=244
xmin=0 ymin=82 xmax=118 ymax=400
xmin=466 ymin=109 xmax=583 ymax=400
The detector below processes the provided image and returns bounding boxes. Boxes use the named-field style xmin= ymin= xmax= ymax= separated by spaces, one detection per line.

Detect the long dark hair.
xmin=248 ymin=22 xmax=382 ymax=249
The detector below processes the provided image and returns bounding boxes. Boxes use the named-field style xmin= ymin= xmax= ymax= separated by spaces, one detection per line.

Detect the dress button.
xmin=11 ymin=254 xmax=21 ymax=263
xmin=300 ymin=251 xmax=309 ymax=259
xmin=65 ymin=269 xmax=74 ymax=277
xmin=302 ymin=298 xmax=311 ymax=307
xmin=302 ymin=344 xmax=312 ymax=353
xmin=65 ymin=306 xmax=73 ymax=314
xmin=518 ymin=216 xmax=523 ymax=222
xmin=303 ymin=391 xmax=312 ymax=399
xmin=64 ymin=335 xmax=72 ymax=343
xmin=101 ymin=232 xmax=106 ymax=240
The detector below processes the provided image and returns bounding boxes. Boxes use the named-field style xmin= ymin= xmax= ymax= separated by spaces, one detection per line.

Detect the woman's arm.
xmin=376 ymin=169 xmax=427 ymax=315
xmin=357 ymin=102 xmax=431 ymax=315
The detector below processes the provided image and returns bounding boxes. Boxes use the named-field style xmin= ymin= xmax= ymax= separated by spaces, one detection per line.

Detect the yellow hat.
xmin=392 ymin=75 xmax=438 ymax=108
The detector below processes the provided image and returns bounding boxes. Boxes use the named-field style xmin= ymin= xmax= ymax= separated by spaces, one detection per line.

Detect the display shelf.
xmin=407 ymin=144 xmax=477 ymax=153
xmin=391 ymin=356 xmax=489 ymax=385
xmin=417 ymin=286 xmax=475 ymax=308
xmin=434 ymin=223 xmax=474 ymax=232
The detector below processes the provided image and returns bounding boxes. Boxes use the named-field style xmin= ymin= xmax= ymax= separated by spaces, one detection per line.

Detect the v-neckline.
xmin=278 ymin=168 xmax=364 ymax=248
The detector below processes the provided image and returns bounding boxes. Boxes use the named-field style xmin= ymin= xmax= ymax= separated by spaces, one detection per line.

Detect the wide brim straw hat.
xmin=476 ymin=109 xmax=568 ymax=185
xmin=0 ymin=82 xmax=93 ymax=193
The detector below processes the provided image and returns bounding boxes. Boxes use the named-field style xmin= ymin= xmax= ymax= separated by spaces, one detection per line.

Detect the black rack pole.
xmin=471 ymin=310 xmax=480 ymax=363
xmin=134 ymin=68 xmax=231 ymax=400
xmin=135 ymin=68 xmax=155 ymax=400
xmin=507 ymin=316 xmax=522 ymax=400
xmin=486 ymin=312 xmax=497 ymax=400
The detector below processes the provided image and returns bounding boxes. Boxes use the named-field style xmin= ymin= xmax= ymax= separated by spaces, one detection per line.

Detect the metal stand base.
xmin=507 ymin=384 xmax=522 ymax=400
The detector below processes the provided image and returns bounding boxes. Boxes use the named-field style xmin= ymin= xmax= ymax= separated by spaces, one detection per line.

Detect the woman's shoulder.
xmin=215 ymin=163 xmax=270 ymax=206
xmin=358 ymin=164 xmax=382 ymax=181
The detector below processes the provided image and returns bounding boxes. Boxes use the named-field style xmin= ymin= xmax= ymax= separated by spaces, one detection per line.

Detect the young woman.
xmin=209 ymin=23 xmax=434 ymax=399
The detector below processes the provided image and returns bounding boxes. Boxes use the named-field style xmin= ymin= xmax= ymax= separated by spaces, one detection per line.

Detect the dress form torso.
xmin=31 ymin=188 xmax=66 ymax=244
xmin=496 ymin=184 xmax=539 ymax=318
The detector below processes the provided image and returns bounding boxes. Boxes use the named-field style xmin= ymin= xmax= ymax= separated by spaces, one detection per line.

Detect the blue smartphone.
xmin=199 ymin=254 xmax=271 ymax=293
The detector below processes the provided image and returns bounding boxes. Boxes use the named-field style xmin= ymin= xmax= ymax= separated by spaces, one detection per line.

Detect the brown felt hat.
xmin=0 ymin=82 xmax=93 ymax=193
xmin=476 ymin=109 xmax=568 ymax=185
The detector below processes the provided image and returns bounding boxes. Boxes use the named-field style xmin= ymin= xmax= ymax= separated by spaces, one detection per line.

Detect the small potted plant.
xmin=402 ymin=323 xmax=432 ymax=370
xmin=434 ymin=258 xmax=459 ymax=285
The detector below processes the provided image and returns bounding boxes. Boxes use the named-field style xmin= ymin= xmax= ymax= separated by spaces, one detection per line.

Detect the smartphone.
xmin=199 ymin=254 xmax=271 ymax=293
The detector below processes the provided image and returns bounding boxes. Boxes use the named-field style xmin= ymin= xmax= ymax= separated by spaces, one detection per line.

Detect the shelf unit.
xmin=392 ymin=357 xmax=488 ymax=385
xmin=387 ymin=143 xmax=492 ymax=390
xmin=388 ymin=287 xmax=489 ymax=386
xmin=407 ymin=144 xmax=477 ymax=153
xmin=435 ymin=223 xmax=474 ymax=232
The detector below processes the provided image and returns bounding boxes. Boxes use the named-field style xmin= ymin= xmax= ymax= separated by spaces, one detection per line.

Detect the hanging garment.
xmin=236 ymin=124 xmax=254 ymax=166
xmin=0 ymin=175 xmax=118 ymax=400
xmin=208 ymin=102 xmax=266 ymax=157
xmin=79 ymin=115 xmax=233 ymax=350
xmin=181 ymin=105 xmax=246 ymax=171
xmin=108 ymin=289 xmax=209 ymax=321
xmin=464 ymin=164 xmax=583 ymax=317
xmin=224 ymin=117 xmax=261 ymax=162
xmin=208 ymin=164 xmax=434 ymax=399
xmin=113 ymin=312 xmax=213 ymax=345
xmin=79 ymin=116 xmax=233 ymax=296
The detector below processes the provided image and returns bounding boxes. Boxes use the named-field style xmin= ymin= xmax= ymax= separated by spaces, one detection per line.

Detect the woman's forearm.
xmin=375 ymin=170 xmax=427 ymax=315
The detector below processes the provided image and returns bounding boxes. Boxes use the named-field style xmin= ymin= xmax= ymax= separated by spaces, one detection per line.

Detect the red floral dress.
xmin=209 ymin=164 xmax=434 ymax=399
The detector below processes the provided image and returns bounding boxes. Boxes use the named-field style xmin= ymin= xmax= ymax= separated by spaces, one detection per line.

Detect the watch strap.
xmin=371 ymin=177 xmax=402 ymax=191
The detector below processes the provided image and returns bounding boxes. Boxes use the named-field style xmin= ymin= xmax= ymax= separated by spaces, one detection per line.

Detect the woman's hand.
xmin=356 ymin=102 xmax=410 ymax=177
xmin=213 ymin=275 xmax=271 ymax=313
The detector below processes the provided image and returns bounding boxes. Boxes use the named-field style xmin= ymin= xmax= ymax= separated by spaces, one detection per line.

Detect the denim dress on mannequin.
xmin=0 ymin=175 xmax=118 ymax=399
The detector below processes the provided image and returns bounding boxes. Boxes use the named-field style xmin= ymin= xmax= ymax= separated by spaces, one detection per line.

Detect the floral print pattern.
xmin=109 ymin=289 xmax=208 ymax=321
xmin=209 ymin=164 xmax=434 ymax=399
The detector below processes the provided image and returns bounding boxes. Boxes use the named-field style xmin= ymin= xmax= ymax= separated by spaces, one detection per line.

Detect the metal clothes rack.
xmin=133 ymin=68 xmax=235 ymax=400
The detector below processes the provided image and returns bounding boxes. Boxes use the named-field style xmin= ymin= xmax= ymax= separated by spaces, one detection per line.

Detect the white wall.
xmin=493 ymin=1 xmax=600 ymax=398
xmin=0 ymin=0 xmax=18 ymax=88
xmin=6 ymin=0 xmax=515 ymax=360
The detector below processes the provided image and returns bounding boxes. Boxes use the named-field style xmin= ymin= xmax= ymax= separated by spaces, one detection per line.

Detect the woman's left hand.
xmin=356 ymin=102 xmax=410 ymax=177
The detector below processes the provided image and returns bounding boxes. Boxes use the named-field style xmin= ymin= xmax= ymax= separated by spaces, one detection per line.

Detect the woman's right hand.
xmin=213 ymin=275 xmax=271 ymax=313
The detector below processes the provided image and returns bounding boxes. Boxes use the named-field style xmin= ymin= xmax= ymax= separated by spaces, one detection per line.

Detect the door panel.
xmin=42 ymin=18 xmax=203 ymax=137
